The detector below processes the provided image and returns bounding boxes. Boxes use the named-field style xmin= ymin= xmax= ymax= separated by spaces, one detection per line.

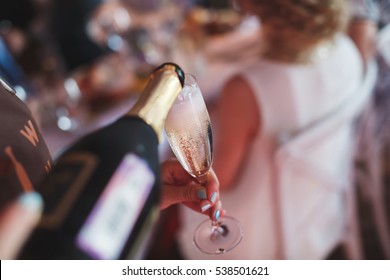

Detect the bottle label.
xmin=39 ymin=152 xmax=99 ymax=229
xmin=75 ymin=153 xmax=155 ymax=260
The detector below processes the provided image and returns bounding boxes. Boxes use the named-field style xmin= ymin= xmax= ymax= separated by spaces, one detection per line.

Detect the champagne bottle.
xmin=19 ymin=63 xmax=184 ymax=259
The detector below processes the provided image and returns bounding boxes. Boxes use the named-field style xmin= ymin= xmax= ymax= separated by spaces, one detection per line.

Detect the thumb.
xmin=160 ymin=184 xmax=205 ymax=210
xmin=0 ymin=192 xmax=43 ymax=259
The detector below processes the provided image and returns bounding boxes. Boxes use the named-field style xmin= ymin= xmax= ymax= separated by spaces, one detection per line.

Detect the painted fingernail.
xmin=197 ymin=189 xmax=207 ymax=200
xmin=201 ymin=203 xmax=211 ymax=212
xmin=210 ymin=192 xmax=218 ymax=203
xmin=18 ymin=192 xmax=43 ymax=211
xmin=214 ymin=210 xmax=220 ymax=221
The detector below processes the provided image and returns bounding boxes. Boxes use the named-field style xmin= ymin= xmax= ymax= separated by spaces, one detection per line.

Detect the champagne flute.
xmin=164 ymin=73 xmax=243 ymax=254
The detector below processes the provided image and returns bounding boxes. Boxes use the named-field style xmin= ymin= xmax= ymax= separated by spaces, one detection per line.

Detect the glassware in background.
xmin=87 ymin=0 xmax=186 ymax=74
xmin=164 ymin=73 xmax=243 ymax=254
xmin=86 ymin=2 xmax=131 ymax=54
xmin=27 ymin=35 xmax=87 ymax=134
xmin=55 ymin=77 xmax=84 ymax=132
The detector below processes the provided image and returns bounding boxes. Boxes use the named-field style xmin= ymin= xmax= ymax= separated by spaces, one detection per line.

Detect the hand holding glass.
xmin=165 ymin=74 xmax=243 ymax=254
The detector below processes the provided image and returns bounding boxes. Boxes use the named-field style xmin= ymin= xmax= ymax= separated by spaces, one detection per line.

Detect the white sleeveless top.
xmin=177 ymin=34 xmax=363 ymax=259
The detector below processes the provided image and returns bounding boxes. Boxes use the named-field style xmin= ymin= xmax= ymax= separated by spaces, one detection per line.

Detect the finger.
xmin=161 ymin=158 xmax=195 ymax=185
xmin=183 ymin=200 xmax=224 ymax=220
xmin=160 ymin=184 xmax=207 ymax=210
xmin=200 ymin=200 xmax=212 ymax=212
xmin=0 ymin=192 xmax=43 ymax=259
xmin=182 ymin=201 xmax=206 ymax=214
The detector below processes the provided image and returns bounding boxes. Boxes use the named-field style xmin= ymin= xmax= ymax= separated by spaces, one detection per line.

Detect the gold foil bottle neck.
xmin=127 ymin=63 xmax=184 ymax=142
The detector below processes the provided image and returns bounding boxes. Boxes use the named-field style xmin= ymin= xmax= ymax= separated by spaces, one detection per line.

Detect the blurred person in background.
xmin=47 ymin=0 xmax=108 ymax=73
xmin=0 ymin=0 xmax=38 ymax=99
xmin=348 ymin=0 xmax=390 ymax=259
xmin=0 ymin=0 xmax=69 ymax=122
xmin=177 ymin=0 xmax=365 ymax=259
xmin=348 ymin=0 xmax=390 ymax=135
xmin=348 ymin=0 xmax=390 ymax=65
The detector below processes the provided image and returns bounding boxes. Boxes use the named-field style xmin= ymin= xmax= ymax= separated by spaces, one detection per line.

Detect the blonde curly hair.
xmin=248 ymin=0 xmax=350 ymax=62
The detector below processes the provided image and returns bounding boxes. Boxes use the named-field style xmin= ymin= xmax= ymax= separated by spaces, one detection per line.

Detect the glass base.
xmin=193 ymin=216 xmax=243 ymax=254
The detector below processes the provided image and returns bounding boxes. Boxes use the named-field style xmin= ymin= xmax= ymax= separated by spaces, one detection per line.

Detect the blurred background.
xmin=0 ymin=0 xmax=389 ymax=260
xmin=0 ymin=0 xmax=260 ymax=153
